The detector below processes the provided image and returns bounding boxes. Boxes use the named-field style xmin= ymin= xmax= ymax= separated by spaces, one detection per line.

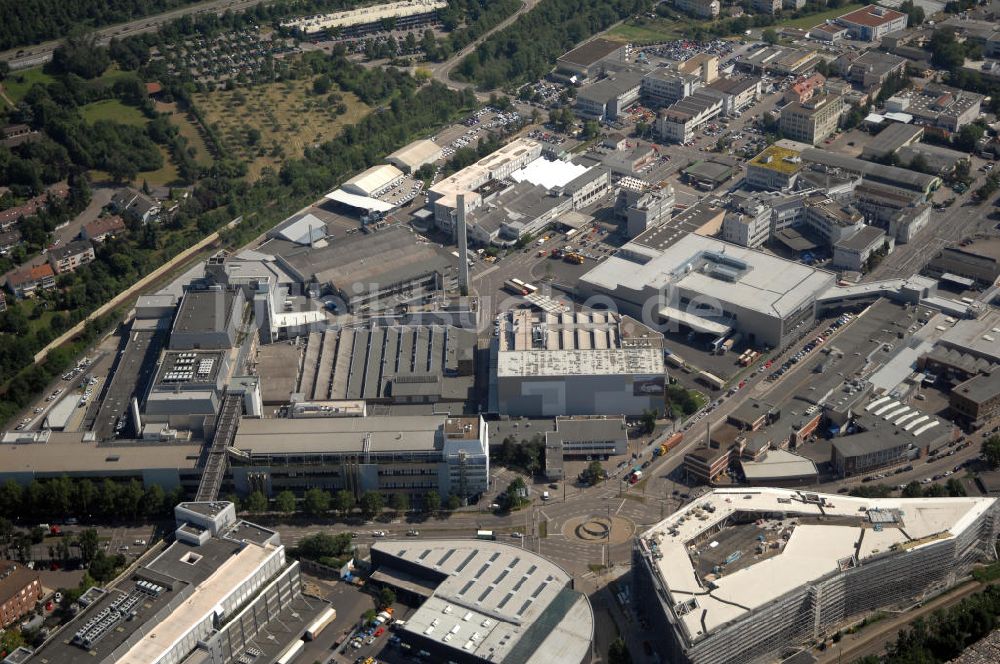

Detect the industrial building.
xmin=575 ymin=70 xmax=643 ymax=121
xmin=429 ymin=138 xmax=543 ymax=225
xmin=780 ymin=94 xmax=845 ymax=146
xmin=492 ymin=309 xmax=667 ymax=417
xmin=746 ymin=144 xmax=804 ymax=191
xmin=285 ymin=324 xmax=475 ymax=405
xmin=832 ymin=225 xmax=891 ymax=272
xmin=800 ymin=147 xmax=941 ymax=194
xmin=387 ymin=138 xmax=444 ymax=173
xmin=885 ymin=85 xmax=984 ymax=132
xmin=633 ymin=488 xmax=998 ymax=664
xmin=920 ymin=310 xmax=1000 ymax=382
xmin=281 ymin=0 xmax=447 ymax=36
xmin=831 ymin=394 xmax=952 ymax=477
xmin=275 ymin=224 xmax=452 ymax=312
xmin=23 ymin=501 xmax=331 ymax=664
xmin=370 ymin=539 xmax=594 ymax=664
xmin=578 ymin=234 xmax=836 ymax=349
xmin=740 ymin=46 xmax=820 ymax=76
xmin=555 ymin=38 xmax=628 ymax=81
xmin=229 ymin=415 xmax=488 ymax=501
xmin=924 ymin=239 xmax=1000 ymax=288
xmin=860 ymin=123 xmax=924 ymax=161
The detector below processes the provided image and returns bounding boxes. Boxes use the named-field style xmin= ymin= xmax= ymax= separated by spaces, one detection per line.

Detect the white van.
xmin=542 ymin=491 xmax=550 ymax=501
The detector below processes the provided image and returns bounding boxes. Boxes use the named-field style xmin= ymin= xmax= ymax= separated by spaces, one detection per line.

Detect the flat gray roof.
xmin=863 ymin=122 xmax=923 ymax=158
xmin=0 ymin=432 xmax=201 ymax=474
xmin=234 ymin=415 xmax=451 ymax=454
xmin=173 ymin=290 xmax=237 ymax=334
xmin=802 ymin=148 xmax=940 ymax=192
xmin=954 ymin=371 xmax=1000 ymax=405
xmin=373 ymin=540 xmax=593 ymax=664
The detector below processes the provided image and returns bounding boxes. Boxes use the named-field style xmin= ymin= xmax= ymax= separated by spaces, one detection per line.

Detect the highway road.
xmin=0 ymin=0 xmax=271 ymax=70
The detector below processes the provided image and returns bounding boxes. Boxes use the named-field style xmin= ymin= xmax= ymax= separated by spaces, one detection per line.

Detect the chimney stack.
xmin=457 ymin=194 xmax=470 ymax=296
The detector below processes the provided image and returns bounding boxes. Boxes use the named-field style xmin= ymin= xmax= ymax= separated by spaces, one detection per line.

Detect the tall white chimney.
xmin=457 ymin=194 xmax=470 ymax=296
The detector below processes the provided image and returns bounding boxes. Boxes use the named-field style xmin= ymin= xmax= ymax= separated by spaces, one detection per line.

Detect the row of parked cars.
xmin=766 ymin=313 xmax=855 ymax=382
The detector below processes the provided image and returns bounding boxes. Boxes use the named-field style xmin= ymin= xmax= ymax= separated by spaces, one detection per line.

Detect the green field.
xmin=1 ymin=67 xmax=56 ymax=103
xmin=81 ymin=99 xmax=148 ymax=127
xmin=606 ymin=19 xmax=693 ymax=44
xmin=156 ymin=101 xmax=215 ymax=167
xmin=775 ymin=3 xmax=865 ymax=29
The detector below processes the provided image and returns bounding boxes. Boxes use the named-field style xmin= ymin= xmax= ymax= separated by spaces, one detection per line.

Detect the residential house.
xmin=5 ymin=263 xmax=56 ymax=298
xmin=0 ymin=560 xmax=42 ymax=628
xmin=81 ymin=215 xmax=126 ymax=242
xmin=48 ymin=240 xmax=95 ymax=274
xmin=110 ymin=187 xmax=162 ymax=224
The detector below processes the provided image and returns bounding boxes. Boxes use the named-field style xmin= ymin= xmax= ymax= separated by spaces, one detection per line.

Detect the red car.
xmin=374 ymin=627 xmax=385 ymax=637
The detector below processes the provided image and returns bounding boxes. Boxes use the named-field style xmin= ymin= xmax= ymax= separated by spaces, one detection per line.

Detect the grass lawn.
xmin=81 ymin=99 xmax=148 ymax=127
xmin=192 ymin=76 xmax=370 ymax=180
xmin=605 ymin=18 xmax=692 ymax=44
xmin=2 ymin=67 xmax=56 ymax=103
xmin=140 ymin=146 xmax=182 ymax=186
xmin=776 ymin=3 xmax=865 ymax=29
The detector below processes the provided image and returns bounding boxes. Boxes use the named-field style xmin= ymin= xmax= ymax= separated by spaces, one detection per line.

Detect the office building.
xmin=370 ymin=540 xmax=594 ymax=664
xmin=230 ymin=415 xmax=489 ymax=501
xmin=634 ymin=488 xmax=998 ymax=664
xmin=746 ymin=145 xmax=804 ymax=191
xmin=780 ymin=94 xmax=845 ymax=146
xmin=701 ymin=77 xmax=761 ymax=116
xmin=677 ymin=54 xmax=720 ymax=84
xmin=492 ymin=309 xmax=667 ymax=417
xmin=950 ymin=372 xmax=1000 ymax=429
xmin=575 ymin=71 xmax=643 ymax=121
xmin=641 ymin=69 xmax=701 ymax=107
xmin=833 ymin=225 xmax=891 ymax=271
xmin=836 ymin=5 xmax=908 ymax=41
xmin=657 ymin=92 xmax=724 ymax=144
xmin=721 ymin=196 xmax=772 ymax=249
xmin=25 ymin=501 xmax=330 ymax=664
xmin=578 ymin=234 xmax=836 ymax=348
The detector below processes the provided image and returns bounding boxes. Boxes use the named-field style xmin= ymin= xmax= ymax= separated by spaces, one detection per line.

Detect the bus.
xmin=565 ymin=228 xmax=578 ymax=238
xmin=521 ymin=282 xmax=538 ymax=295
xmin=697 ymin=371 xmax=726 ymax=391
xmin=476 ymin=530 xmax=496 ymax=541
xmin=505 ymin=279 xmax=529 ymax=295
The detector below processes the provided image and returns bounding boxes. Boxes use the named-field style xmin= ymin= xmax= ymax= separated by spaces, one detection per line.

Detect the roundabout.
xmin=562 ymin=513 xmax=635 ymax=545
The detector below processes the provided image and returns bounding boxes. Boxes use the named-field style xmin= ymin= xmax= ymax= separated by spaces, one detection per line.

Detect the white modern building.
xmin=578 ymin=234 xmax=836 ymax=349
xmin=634 ymin=488 xmax=998 ymax=664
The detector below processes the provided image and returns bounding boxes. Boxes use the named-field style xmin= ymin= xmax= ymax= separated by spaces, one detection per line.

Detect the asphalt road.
xmin=0 ymin=0 xmax=271 ymax=70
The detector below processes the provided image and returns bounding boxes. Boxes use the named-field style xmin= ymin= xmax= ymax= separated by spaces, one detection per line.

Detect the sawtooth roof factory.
xmin=634 ymin=488 xmax=999 ymax=664
xmin=370 ymin=539 xmax=594 ymax=664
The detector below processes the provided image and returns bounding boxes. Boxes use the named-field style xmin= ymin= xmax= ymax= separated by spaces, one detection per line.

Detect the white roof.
xmin=275 ymin=213 xmax=327 ymax=245
xmin=388 ymin=139 xmax=443 ymax=170
xmin=342 ymin=164 xmax=403 ymax=196
xmin=740 ymin=450 xmax=817 ymax=480
xmin=582 ymin=234 xmax=834 ymax=319
xmin=497 ymin=347 xmax=664 ymax=377
xmin=325 ymin=189 xmax=396 ymax=212
xmin=510 ymin=157 xmax=589 ymax=190
xmin=884 ymin=112 xmax=913 ymax=123
xmin=640 ymin=488 xmax=996 ymax=639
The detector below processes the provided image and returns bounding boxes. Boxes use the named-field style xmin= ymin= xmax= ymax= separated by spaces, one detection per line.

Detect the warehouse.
xmin=860 ymin=123 xmax=924 ymax=161
xmin=556 ymin=37 xmax=628 ymax=81
xmin=575 ymin=70 xmax=643 ymax=121
xmin=371 ymin=540 xmax=593 ymax=664
xmin=229 ymin=415 xmax=489 ymax=501
xmin=492 ymin=309 xmax=667 ymax=417
xmin=634 ymin=488 xmax=998 ymax=664
xmin=342 ymin=164 xmax=405 ymax=198
xmin=387 ymin=138 xmax=444 ymax=174
xmin=801 ymin=148 xmax=941 ymax=194
xmin=578 ymin=234 xmax=836 ymax=349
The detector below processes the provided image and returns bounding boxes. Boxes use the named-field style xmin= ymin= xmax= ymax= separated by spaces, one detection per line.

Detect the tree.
xmin=902 ymin=481 xmax=924 ymax=498
xmin=389 ymin=493 xmax=410 ymax=515
xmin=334 ymin=489 xmax=355 ymax=517
xmin=923 ymin=483 xmax=947 ymax=497
xmin=360 ymin=491 xmax=385 ymax=519
xmin=0 ymin=628 xmax=25 ymax=654
xmin=582 ymin=461 xmax=605 ymax=486
xmin=762 ymin=28 xmax=778 ymax=45
xmin=640 ymin=408 xmax=658 ymax=434
xmin=0 ymin=61 xmax=9 ymax=82
xmin=447 ymin=494 xmax=462 ymax=511
xmin=77 ymin=528 xmax=99 ymax=563
xmin=245 ymin=491 xmax=268 ymax=513
xmin=275 ymin=490 xmax=296 ymax=514
xmin=504 ymin=478 xmax=528 ymax=509
xmin=141 ymin=484 xmax=165 ymax=518
xmin=303 ymin=488 xmax=331 ymax=516
xmin=945 ymin=478 xmax=967 ymax=497
xmin=955 ymin=123 xmax=986 ymax=153
xmin=376 ymin=587 xmax=396 ymax=611
xmin=608 ymin=637 xmax=633 ymax=664
xmin=50 ymin=33 xmax=111 ymax=79
xmin=982 ymin=435 xmax=1000 ymax=469
xmin=425 ymin=490 xmax=441 ymax=513
xmin=88 ymin=550 xmax=125 ymax=584
xmin=297 ymin=532 xmax=353 ymax=561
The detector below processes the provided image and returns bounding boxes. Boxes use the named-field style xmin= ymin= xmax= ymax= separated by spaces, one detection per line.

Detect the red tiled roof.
xmin=6 ymin=263 xmax=54 ymax=287
xmin=838 ymin=5 xmax=905 ymax=28
xmin=146 ymin=82 xmax=163 ymax=95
